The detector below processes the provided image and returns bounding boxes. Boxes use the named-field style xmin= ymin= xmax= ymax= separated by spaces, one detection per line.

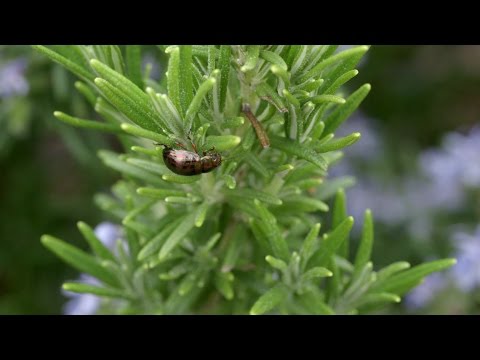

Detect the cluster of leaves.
xmin=36 ymin=45 xmax=455 ymax=314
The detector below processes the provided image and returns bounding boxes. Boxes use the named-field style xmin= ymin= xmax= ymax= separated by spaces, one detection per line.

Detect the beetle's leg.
xmin=187 ymin=134 xmax=198 ymax=154
xmin=175 ymin=141 xmax=188 ymax=150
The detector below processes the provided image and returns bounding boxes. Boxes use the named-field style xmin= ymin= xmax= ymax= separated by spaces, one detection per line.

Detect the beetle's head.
xmin=209 ymin=152 xmax=222 ymax=167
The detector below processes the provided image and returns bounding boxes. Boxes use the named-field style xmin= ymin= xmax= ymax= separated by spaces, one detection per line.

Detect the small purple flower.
xmin=450 ymin=225 xmax=480 ymax=292
xmin=63 ymin=222 xmax=121 ymax=315
xmin=0 ymin=58 xmax=29 ymax=98
xmin=404 ymin=272 xmax=446 ymax=310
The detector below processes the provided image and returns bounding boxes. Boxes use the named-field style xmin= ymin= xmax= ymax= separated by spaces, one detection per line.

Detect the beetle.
xmin=162 ymin=145 xmax=222 ymax=176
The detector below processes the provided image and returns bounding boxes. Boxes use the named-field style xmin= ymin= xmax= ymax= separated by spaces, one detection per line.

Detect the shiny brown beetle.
xmin=162 ymin=146 xmax=222 ymax=176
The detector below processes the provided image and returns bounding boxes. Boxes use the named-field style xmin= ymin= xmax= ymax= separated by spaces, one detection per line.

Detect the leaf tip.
xmin=94 ymin=77 xmax=104 ymax=86
xmin=40 ymin=235 xmax=53 ymax=247
xmin=447 ymin=258 xmax=457 ymax=266
xmin=76 ymin=221 xmax=87 ymax=230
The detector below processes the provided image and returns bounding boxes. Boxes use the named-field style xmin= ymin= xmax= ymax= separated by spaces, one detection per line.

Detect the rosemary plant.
xmin=35 ymin=45 xmax=455 ymax=315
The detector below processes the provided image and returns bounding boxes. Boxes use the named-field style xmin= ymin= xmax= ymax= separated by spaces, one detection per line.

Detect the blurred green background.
xmin=1 ymin=45 xmax=479 ymax=314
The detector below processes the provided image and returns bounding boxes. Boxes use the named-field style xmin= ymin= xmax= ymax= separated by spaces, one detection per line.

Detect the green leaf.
xmin=63 ymin=282 xmax=132 ymax=299
xmin=245 ymin=153 xmax=270 ymax=179
xmin=90 ymin=59 xmax=151 ymax=110
xmin=109 ymin=45 xmax=126 ymax=75
xmin=374 ymin=259 xmax=456 ymax=295
xmin=250 ymin=284 xmax=288 ymax=315
xmin=301 ymin=267 xmax=333 ymax=282
xmin=354 ymin=209 xmax=374 ymax=274
xmin=338 ymin=263 xmax=375 ymax=313
xmin=125 ymin=45 xmax=143 ymax=89
xmin=159 ymin=212 xmax=197 ymax=260
xmin=324 ymin=69 xmax=359 ymax=95
xmin=185 ymin=76 xmax=216 ymax=134
xmin=137 ymin=187 xmax=185 ymax=199
xmin=137 ymin=216 xmax=183 ymax=261
xmin=222 ymin=174 xmax=236 ymax=189
xmin=178 ymin=273 xmax=197 ymax=296
xmin=253 ymin=199 xmax=290 ymax=261
xmin=218 ymin=45 xmax=232 ymax=111
xmin=279 ymin=196 xmax=329 ymax=213
xmin=146 ymin=89 xmax=184 ymax=136
xmin=205 ymin=135 xmax=241 ymax=152
xmin=316 ymin=176 xmax=356 ymax=200
xmin=98 ymin=150 xmax=165 ymax=186
xmin=222 ymin=116 xmax=245 ymax=129
xmin=120 ymin=123 xmax=172 ymax=146
xmin=77 ymin=221 xmax=116 ymax=262
xmin=332 ymin=189 xmax=347 ymax=228
xmin=260 ymin=50 xmax=288 ymax=70
xmin=162 ymin=174 xmax=201 ymax=184
xmin=332 ymin=189 xmax=348 ymax=258
xmin=94 ymin=97 xmax=128 ymax=125
xmin=166 ymin=46 xmax=193 ymax=116
xmin=32 ymin=45 xmax=94 ymax=82
xmin=94 ymin=78 xmax=160 ymax=133
xmin=299 ymin=46 xmax=369 ymax=83
xmin=310 ymin=95 xmax=345 ymax=105
xmin=357 ymin=292 xmax=400 ymax=311
xmin=159 ymin=263 xmax=190 ymax=280
xmin=298 ymin=78 xmax=324 ymax=93
xmin=165 ymin=196 xmax=197 ymax=204
xmin=314 ymin=132 xmax=361 ymax=153
xmin=41 ymin=235 xmax=119 ymax=287
xmin=265 ymin=255 xmax=288 ymax=271
xmin=323 ymin=83 xmax=371 ymax=136
xmin=309 ymin=216 xmax=354 ymax=267
xmin=326 ymin=257 xmax=341 ymax=303
xmin=256 ymin=83 xmax=288 ymax=113
xmin=214 ymin=272 xmax=234 ymax=300
xmin=225 ymin=188 xmax=282 ymax=206
xmin=221 ymin=226 xmax=245 ymax=272
xmin=241 ymin=45 xmax=260 ymax=72
xmin=270 ymin=135 xmax=327 ymax=170
xmin=54 ymin=111 xmax=125 ymax=134
xmin=74 ymin=81 xmax=97 ymax=106
xmin=282 ymin=89 xmax=300 ymax=108
xmin=194 ymin=202 xmax=210 ymax=227
xmin=375 ymin=261 xmax=411 ymax=284
xmin=300 ymin=223 xmax=321 ymax=271
xmin=297 ymin=290 xmax=335 ymax=315
xmin=126 ymin=158 xmax=168 ymax=176
xmin=271 ymin=65 xmax=290 ymax=85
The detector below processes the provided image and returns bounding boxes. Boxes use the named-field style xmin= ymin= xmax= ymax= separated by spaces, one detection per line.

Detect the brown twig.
xmin=242 ymin=103 xmax=270 ymax=148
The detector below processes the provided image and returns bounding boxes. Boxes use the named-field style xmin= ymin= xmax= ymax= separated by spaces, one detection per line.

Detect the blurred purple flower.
xmin=450 ymin=225 xmax=480 ymax=292
xmin=0 ymin=58 xmax=29 ymax=98
xmin=404 ymin=272 xmax=446 ymax=309
xmin=142 ymin=53 xmax=161 ymax=81
xmin=419 ymin=127 xmax=480 ymax=210
xmin=63 ymin=222 xmax=121 ymax=315
xmin=331 ymin=113 xmax=480 ymax=240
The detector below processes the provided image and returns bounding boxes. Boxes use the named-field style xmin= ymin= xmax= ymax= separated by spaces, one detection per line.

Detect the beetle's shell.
xmin=163 ymin=148 xmax=203 ymax=176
